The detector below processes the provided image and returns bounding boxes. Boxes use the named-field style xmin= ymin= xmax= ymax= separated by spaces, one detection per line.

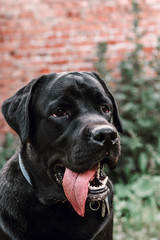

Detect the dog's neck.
xmin=19 ymin=154 xmax=32 ymax=186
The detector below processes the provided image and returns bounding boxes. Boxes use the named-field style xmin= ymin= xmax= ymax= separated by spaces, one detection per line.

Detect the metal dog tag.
xmin=105 ymin=196 xmax=110 ymax=216
xmin=101 ymin=201 xmax=106 ymax=218
xmin=101 ymin=196 xmax=111 ymax=218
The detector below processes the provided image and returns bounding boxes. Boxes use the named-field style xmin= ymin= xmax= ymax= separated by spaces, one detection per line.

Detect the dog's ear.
xmin=89 ymin=72 xmax=123 ymax=133
xmin=2 ymin=78 xmax=40 ymax=142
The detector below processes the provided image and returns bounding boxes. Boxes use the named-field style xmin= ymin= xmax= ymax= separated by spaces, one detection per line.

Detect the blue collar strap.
xmin=19 ymin=154 xmax=32 ymax=186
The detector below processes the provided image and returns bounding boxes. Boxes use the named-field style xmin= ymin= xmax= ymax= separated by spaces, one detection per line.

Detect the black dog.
xmin=0 ymin=72 xmax=123 ymax=240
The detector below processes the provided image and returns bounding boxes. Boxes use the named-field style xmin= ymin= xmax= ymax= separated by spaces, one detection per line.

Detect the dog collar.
xmin=19 ymin=154 xmax=32 ymax=186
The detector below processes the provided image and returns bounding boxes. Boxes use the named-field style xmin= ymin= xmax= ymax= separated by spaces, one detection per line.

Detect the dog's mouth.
xmin=88 ymin=163 xmax=109 ymax=201
xmin=53 ymin=160 xmax=110 ymax=217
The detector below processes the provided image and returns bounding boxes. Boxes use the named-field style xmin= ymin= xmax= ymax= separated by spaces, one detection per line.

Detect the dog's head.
xmin=2 ymin=72 xmax=123 ymax=216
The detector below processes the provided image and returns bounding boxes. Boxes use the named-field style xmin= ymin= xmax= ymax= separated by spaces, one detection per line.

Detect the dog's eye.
xmin=52 ymin=109 xmax=68 ymax=118
xmin=101 ymin=105 xmax=110 ymax=114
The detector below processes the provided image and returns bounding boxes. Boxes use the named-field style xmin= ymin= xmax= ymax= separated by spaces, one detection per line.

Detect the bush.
xmin=114 ymin=175 xmax=160 ymax=239
xmin=0 ymin=133 xmax=18 ymax=169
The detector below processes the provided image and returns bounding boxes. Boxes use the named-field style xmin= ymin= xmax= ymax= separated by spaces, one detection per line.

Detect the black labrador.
xmin=0 ymin=72 xmax=123 ymax=240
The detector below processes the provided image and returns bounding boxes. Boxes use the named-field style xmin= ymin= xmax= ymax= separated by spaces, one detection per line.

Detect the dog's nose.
xmin=91 ymin=125 xmax=118 ymax=145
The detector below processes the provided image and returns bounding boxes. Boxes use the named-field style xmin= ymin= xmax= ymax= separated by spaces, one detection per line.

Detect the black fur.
xmin=0 ymin=72 xmax=122 ymax=240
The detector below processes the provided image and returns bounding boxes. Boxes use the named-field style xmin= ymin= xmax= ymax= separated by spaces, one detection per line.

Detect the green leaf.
xmin=138 ymin=152 xmax=148 ymax=173
xmin=131 ymin=176 xmax=154 ymax=198
xmin=115 ymin=184 xmax=131 ymax=199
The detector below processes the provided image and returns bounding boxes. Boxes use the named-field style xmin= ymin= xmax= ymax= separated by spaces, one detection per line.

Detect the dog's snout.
xmin=91 ymin=125 xmax=118 ymax=145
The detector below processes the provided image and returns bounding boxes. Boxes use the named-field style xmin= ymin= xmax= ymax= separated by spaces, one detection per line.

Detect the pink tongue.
xmin=63 ymin=166 xmax=97 ymax=217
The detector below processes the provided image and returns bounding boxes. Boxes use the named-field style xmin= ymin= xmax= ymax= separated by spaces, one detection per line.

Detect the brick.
xmin=0 ymin=0 xmax=160 ymax=138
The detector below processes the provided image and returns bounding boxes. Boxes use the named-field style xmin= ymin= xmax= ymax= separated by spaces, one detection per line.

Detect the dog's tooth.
xmin=100 ymin=176 xmax=108 ymax=186
xmin=97 ymin=162 xmax=101 ymax=179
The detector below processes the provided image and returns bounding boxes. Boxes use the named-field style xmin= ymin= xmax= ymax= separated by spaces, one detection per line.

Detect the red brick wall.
xmin=0 ymin=0 xmax=160 ymax=142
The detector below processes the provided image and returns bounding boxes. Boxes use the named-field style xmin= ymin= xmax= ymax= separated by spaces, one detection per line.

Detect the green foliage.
xmin=0 ymin=133 xmax=18 ymax=169
xmin=114 ymin=175 xmax=160 ymax=239
xmin=94 ymin=42 xmax=112 ymax=81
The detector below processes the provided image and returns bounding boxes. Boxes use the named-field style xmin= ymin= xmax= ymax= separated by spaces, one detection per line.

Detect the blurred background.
xmin=0 ymin=0 xmax=160 ymax=239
